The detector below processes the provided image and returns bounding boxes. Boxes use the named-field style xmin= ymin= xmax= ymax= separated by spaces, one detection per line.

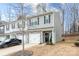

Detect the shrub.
xmin=62 ymin=39 xmax=65 ymax=41
xmin=49 ymin=38 xmax=53 ymax=45
xmin=74 ymin=40 xmax=79 ymax=47
xmin=46 ymin=38 xmax=53 ymax=45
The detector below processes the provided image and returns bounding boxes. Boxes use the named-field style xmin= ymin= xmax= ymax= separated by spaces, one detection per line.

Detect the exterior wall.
xmin=0 ymin=35 xmax=6 ymax=41
xmin=4 ymin=20 xmax=28 ymax=34
xmin=54 ymin=12 xmax=63 ymax=42
xmin=28 ymin=13 xmax=54 ymax=30
xmin=40 ymin=31 xmax=43 ymax=43
xmin=60 ymin=11 xmax=64 ymax=35
xmin=0 ymin=25 xmax=4 ymax=34
xmin=52 ymin=29 xmax=56 ymax=44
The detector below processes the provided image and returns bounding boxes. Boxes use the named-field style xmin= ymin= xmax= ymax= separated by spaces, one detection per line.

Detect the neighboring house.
xmin=0 ymin=21 xmax=8 ymax=41
xmin=70 ymin=17 xmax=79 ymax=33
xmin=74 ymin=19 xmax=79 ymax=32
xmin=0 ymin=10 xmax=63 ymax=44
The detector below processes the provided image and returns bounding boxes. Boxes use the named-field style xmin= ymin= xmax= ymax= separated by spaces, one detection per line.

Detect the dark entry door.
xmin=45 ymin=33 xmax=49 ymax=43
xmin=43 ymin=31 xmax=52 ymax=43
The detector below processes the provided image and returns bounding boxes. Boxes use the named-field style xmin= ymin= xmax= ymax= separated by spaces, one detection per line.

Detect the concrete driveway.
xmin=0 ymin=44 xmax=38 ymax=56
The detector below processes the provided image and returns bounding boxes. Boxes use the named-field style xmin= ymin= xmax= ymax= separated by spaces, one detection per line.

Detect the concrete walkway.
xmin=0 ymin=44 xmax=38 ymax=56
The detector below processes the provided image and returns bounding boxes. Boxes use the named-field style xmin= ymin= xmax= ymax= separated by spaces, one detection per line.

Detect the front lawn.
xmin=25 ymin=42 xmax=79 ymax=56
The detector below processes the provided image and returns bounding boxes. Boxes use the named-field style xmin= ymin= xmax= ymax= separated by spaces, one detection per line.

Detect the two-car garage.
xmin=15 ymin=32 xmax=41 ymax=44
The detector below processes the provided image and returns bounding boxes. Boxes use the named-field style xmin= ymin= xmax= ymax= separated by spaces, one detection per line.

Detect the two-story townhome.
xmin=27 ymin=11 xmax=63 ymax=44
xmin=0 ymin=21 xmax=8 ymax=41
xmin=0 ymin=10 xmax=63 ymax=44
xmin=69 ymin=17 xmax=79 ymax=33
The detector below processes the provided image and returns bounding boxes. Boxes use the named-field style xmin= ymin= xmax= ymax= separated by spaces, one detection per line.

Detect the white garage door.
xmin=16 ymin=34 xmax=27 ymax=44
xmin=0 ymin=36 xmax=6 ymax=41
xmin=29 ymin=32 xmax=40 ymax=43
xmin=10 ymin=34 xmax=16 ymax=38
xmin=17 ymin=35 xmax=22 ymax=40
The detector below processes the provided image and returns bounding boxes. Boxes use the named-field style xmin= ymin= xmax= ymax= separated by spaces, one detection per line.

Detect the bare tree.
xmin=64 ymin=3 xmax=78 ymax=34
xmin=10 ymin=3 xmax=26 ymax=56
xmin=7 ymin=5 xmax=11 ymax=22
xmin=70 ymin=3 xmax=78 ymax=33
xmin=5 ymin=4 xmax=17 ymax=22
xmin=0 ymin=11 xmax=1 ymax=21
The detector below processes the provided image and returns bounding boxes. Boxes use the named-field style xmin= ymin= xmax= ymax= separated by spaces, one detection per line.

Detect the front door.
xmin=43 ymin=31 xmax=52 ymax=43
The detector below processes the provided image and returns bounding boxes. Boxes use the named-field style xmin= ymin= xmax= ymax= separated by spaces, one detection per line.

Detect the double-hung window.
xmin=22 ymin=21 xmax=25 ymax=28
xmin=29 ymin=17 xmax=39 ymax=26
xmin=12 ymin=23 xmax=15 ymax=29
xmin=44 ymin=14 xmax=51 ymax=24
xmin=6 ymin=25 xmax=9 ymax=31
xmin=17 ymin=22 xmax=22 ymax=28
xmin=17 ymin=21 xmax=25 ymax=28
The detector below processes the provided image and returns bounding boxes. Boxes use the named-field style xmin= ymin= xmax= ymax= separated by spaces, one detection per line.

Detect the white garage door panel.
xmin=17 ymin=35 xmax=22 ymax=40
xmin=29 ymin=33 xmax=40 ymax=43
xmin=10 ymin=35 xmax=16 ymax=38
xmin=16 ymin=35 xmax=27 ymax=44
xmin=0 ymin=36 xmax=6 ymax=41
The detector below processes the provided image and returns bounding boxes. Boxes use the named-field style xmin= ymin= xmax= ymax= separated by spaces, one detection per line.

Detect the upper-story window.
xmin=37 ymin=17 xmax=39 ymax=25
xmin=6 ymin=25 xmax=9 ymax=31
xmin=17 ymin=22 xmax=22 ymax=28
xmin=29 ymin=17 xmax=39 ymax=26
xmin=22 ymin=21 xmax=25 ymax=28
xmin=12 ymin=23 xmax=15 ymax=29
xmin=0 ymin=26 xmax=4 ymax=30
xmin=0 ymin=26 xmax=4 ymax=33
xmin=44 ymin=14 xmax=51 ymax=24
xmin=17 ymin=21 xmax=25 ymax=28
